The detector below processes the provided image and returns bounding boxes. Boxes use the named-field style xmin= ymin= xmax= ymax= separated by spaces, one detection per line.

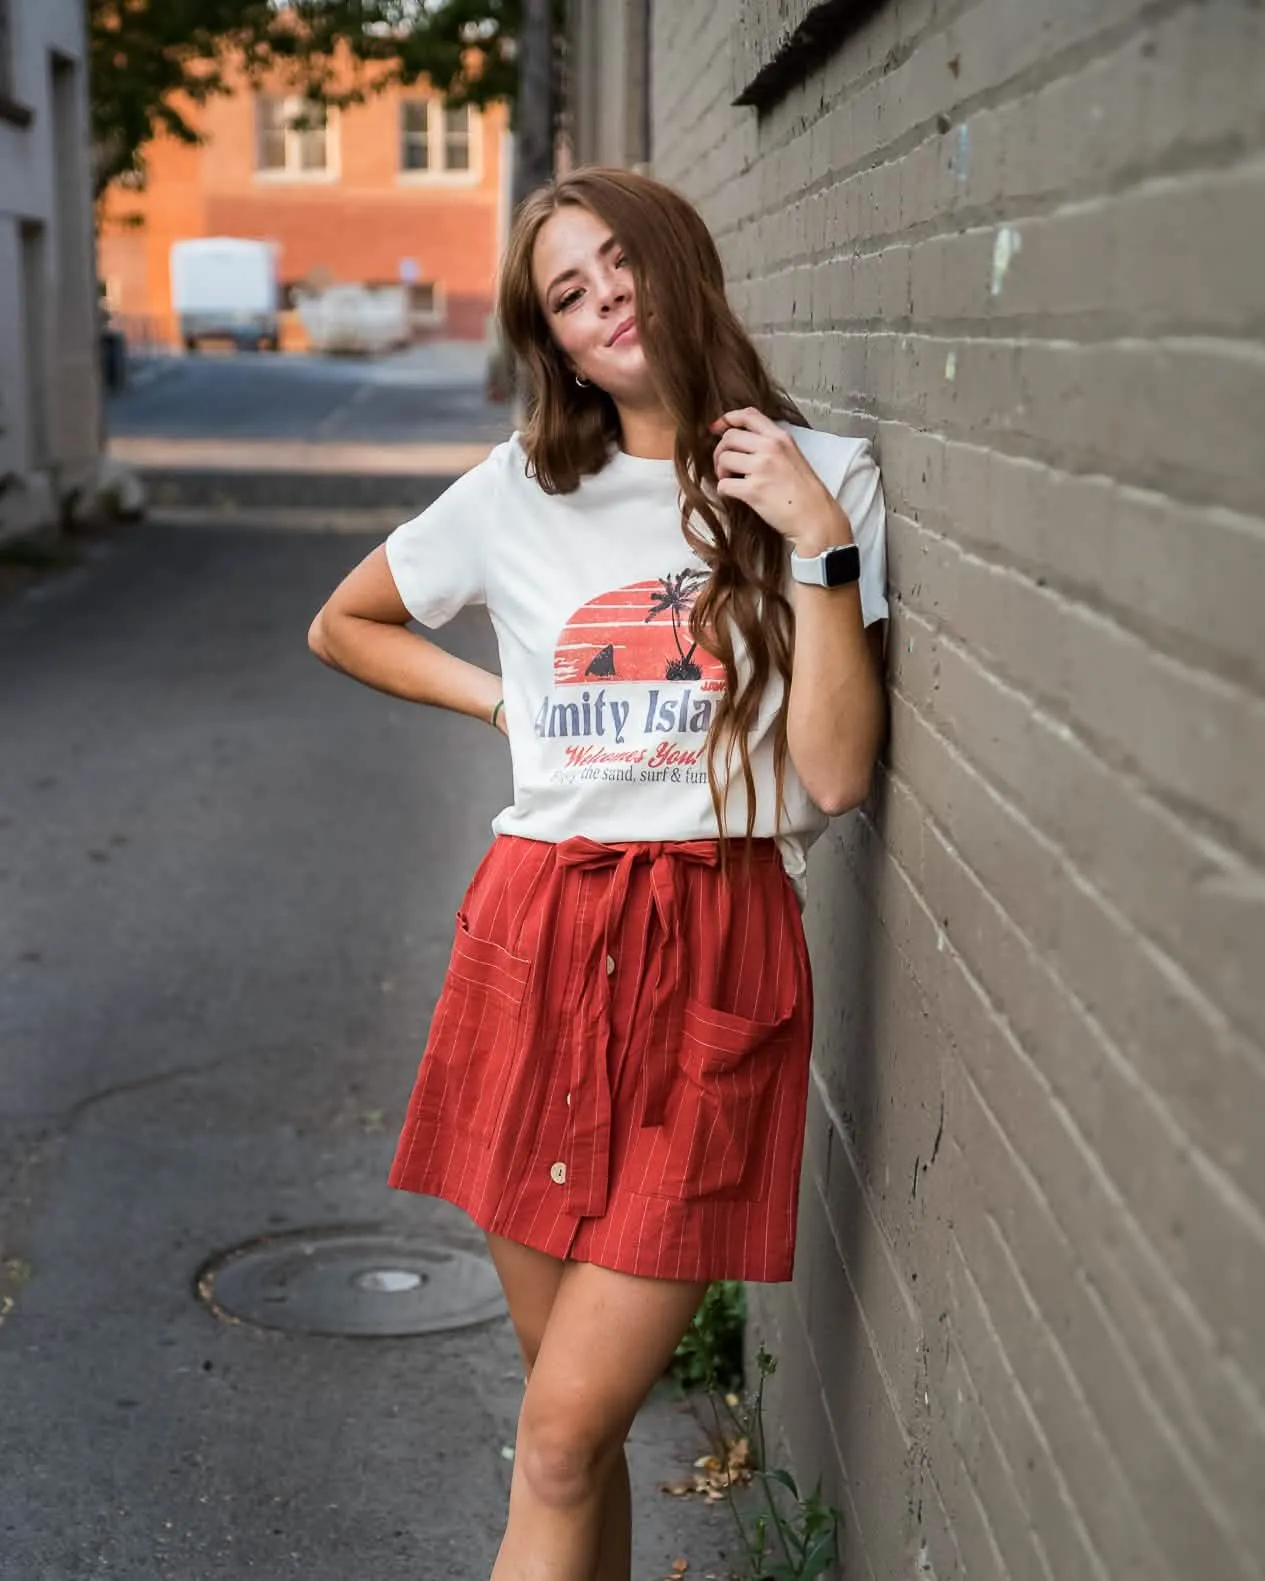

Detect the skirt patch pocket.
xmin=448 ymin=910 xmax=532 ymax=1000
xmin=426 ymin=910 xmax=532 ymax=1144
xmin=634 ymin=996 xmax=795 ymax=1202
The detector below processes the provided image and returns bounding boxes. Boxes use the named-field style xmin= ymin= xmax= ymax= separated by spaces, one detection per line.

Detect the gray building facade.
xmin=0 ymin=0 xmax=101 ymax=544
xmin=568 ymin=2 xmax=1265 ymax=1577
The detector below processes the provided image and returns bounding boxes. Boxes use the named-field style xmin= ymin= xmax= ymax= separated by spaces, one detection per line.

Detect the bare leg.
xmin=486 ymin=1237 xmax=637 ymax=1581
xmin=490 ymin=1259 xmax=707 ymax=1581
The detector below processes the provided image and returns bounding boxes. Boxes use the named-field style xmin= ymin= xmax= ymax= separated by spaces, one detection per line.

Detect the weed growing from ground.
xmin=670 ymin=1279 xmax=747 ymax=1392
xmin=708 ymin=1348 xmax=840 ymax=1581
xmin=668 ymin=1287 xmax=841 ymax=1580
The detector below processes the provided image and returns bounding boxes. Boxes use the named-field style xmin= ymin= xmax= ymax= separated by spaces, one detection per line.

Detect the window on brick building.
xmin=256 ymin=94 xmax=335 ymax=176
xmin=399 ymin=99 xmax=477 ymax=177
xmin=401 ymin=99 xmax=430 ymax=170
xmin=443 ymin=105 xmax=471 ymax=171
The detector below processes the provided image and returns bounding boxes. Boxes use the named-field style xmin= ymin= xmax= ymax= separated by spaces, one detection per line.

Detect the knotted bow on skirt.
xmin=388 ymin=833 xmax=814 ymax=1283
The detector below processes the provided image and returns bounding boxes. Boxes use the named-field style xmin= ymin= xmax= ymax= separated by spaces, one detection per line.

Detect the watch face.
xmin=822 ymin=545 xmax=861 ymax=588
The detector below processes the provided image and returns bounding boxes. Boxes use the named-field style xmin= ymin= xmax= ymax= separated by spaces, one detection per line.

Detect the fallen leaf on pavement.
xmin=660 ymin=1435 xmax=753 ymax=1501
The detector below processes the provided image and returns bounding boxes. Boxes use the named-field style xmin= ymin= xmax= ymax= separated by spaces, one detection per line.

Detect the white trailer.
xmin=169 ymin=237 xmax=280 ymax=353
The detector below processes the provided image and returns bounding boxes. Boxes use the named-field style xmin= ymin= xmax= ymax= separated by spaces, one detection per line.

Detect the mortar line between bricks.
xmin=878 ymin=702 xmax=1265 ymax=1254
xmin=805 ymin=1060 xmax=923 ymax=1345
xmin=847 ymin=777 xmax=1209 ymax=1306
xmin=893 ymin=599 xmax=1265 ymax=1004
xmin=803 ymin=1066 xmax=1036 ymax=1581
xmin=951 ymin=1269 xmax=1067 ymax=1581
xmin=892 ymin=561 xmax=1265 ymax=875
xmin=887 ymin=670 xmax=1265 ymax=1153
xmin=947 ymin=1226 xmax=1122 ymax=1581
xmin=727 ymin=143 xmax=1265 ymax=272
xmin=950 ymin=1002 xmax=1246 ymax=1575
xmin=872 ymin=420 xmax=1265 ymax=544
xmin=746 ymin=0 xmax=980 ymax=127
xmin=927 ymin=1252 xmax=1067 ymax=1581
xmin=652 ymin=49 xmax=735 ymax=147
xmin=757 ymin=327 xmax=1265 ymax=363
xmin=754 ymin=305 xmax=1265 ymax=347
xmin=769 ymin=380 xmax=1265 ymax=520
xmin=890 ymin=507 xmax=1265 ymax=717
xmin=847 ymin=803 xmax=1265 ymax=1547
xmin=779 ymin=1168 xmax=884 ymax=1581
xmin=887 ymin=511 xmax=1265 ymax=696
xmin=658 ymin=80 xmax=735 ymax=151
xmin=731 ymin=0 xmax=1201 ymax=203
xmin=914 ymin=1474 xmax=972 ymax=1581
xmin=1070 ymin=1227 xmax=1261 ymax=1556
xmin=979 ymin=1172 xmax=1248 ymax=1576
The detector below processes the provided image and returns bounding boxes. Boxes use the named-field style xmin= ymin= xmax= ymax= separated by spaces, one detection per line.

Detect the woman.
xmin=308 ymin=166 xmax=887 ymax=1581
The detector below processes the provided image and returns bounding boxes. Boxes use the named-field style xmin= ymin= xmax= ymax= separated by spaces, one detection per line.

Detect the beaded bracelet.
xmin=490 ymin=698 xmax=505 ymax=730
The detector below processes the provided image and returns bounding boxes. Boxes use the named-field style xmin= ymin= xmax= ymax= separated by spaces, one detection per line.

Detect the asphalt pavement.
xmin=108 ymin=347 xmax=510 ymax=517
xmin=110 ymin=343 xmax=508 ymax=445
xmin=0 ymin=350 xmax=736 ymax=1580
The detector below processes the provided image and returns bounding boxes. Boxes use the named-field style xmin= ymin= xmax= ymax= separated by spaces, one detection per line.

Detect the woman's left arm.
xmin=713 ymin=408 xmax=887 ymax=816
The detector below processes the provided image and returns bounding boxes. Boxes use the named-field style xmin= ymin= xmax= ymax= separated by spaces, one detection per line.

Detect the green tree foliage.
xmin=89 ymin=0 xmax=558 ymax=197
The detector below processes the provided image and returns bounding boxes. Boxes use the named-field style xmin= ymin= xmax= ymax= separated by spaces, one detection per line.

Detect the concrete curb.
xmin=148 ymin=505 xmax=411 ymax=534
xmin=134 ymin=469 xmax=455 ymax=515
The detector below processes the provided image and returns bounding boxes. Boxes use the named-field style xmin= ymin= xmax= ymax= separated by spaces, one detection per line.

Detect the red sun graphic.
xmin=553 ymin=572 xmax=725 ymax=691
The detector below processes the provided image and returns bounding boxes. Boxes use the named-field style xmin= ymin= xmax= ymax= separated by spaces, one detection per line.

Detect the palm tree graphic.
xmin=645 ymin=569 xmax=708 ymax=681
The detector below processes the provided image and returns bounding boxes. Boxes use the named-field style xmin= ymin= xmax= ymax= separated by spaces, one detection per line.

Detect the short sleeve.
xmin=837 ymin=442 xmax=889 ymax=627
xmin=787 ymin=425 xmax=889 ymax=627
xmin=384 ymin=441 xmax=508 ymax=629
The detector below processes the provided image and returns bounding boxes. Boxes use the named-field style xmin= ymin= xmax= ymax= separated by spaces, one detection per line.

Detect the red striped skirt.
xmin=388 ymin=834 xmax=814 ymax=1283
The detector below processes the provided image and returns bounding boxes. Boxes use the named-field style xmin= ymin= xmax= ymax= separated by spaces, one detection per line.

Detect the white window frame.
xmin=397 ymin=98 xmax=482 ymax=184
xmin=255 ymin=93 xmax=340 ymax=182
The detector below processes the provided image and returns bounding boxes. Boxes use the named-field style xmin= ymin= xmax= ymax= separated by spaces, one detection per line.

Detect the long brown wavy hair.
xmin=497 ymin=166 xmax=807 ymax=844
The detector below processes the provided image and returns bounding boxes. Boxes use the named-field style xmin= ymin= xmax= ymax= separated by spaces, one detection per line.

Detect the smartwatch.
xmin=789 ymin=543 xmax=861 ymax=588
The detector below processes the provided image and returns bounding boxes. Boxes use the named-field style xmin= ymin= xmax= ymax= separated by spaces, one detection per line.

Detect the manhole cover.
xmin=198 ymin=1229 xmax=507 ymax=1337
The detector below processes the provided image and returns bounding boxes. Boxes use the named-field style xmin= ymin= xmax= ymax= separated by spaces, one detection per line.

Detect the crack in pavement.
xmin=3 ymin=1048 xmax=253 ymax=1137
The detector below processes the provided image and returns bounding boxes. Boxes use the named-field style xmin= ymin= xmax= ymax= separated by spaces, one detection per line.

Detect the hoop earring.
xmin=575 ymin=373 xmax=590 ymax=387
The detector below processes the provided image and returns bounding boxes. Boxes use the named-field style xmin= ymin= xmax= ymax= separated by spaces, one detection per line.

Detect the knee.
xmin=516 ymin=1407 xmax=612 ymax=1512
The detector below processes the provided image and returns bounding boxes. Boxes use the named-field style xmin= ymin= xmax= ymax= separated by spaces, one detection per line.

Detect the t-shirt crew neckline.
xmin=603 ymin=445 xmax=678 ymax=479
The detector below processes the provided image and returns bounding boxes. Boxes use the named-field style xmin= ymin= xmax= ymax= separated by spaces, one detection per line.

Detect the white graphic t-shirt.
xmin=385 ymin=425 xmax=888 ymax=898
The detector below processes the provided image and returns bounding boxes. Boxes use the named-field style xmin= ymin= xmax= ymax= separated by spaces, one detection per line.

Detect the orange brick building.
xmin=99 ymin=62 xmax=509 ymax=347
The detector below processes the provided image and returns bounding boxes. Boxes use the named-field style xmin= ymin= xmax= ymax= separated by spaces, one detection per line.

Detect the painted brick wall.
xmin=646 ymin=3 xmax=1265 ymax=1578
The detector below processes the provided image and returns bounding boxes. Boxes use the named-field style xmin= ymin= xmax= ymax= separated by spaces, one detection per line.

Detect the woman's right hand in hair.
xmin=308 ymin=544 xmax=504 ymax=726
xmin=710 ymin=408 xmax=845 ymax=551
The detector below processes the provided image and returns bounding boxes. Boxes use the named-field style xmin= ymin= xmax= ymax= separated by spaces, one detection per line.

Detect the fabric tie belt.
xmin=550 ymin=838 xmax=721 ymax=1217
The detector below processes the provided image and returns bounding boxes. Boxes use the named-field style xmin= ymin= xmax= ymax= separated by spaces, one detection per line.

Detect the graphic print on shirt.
xmin=534 ymin=568 xmax=725 ymax=789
